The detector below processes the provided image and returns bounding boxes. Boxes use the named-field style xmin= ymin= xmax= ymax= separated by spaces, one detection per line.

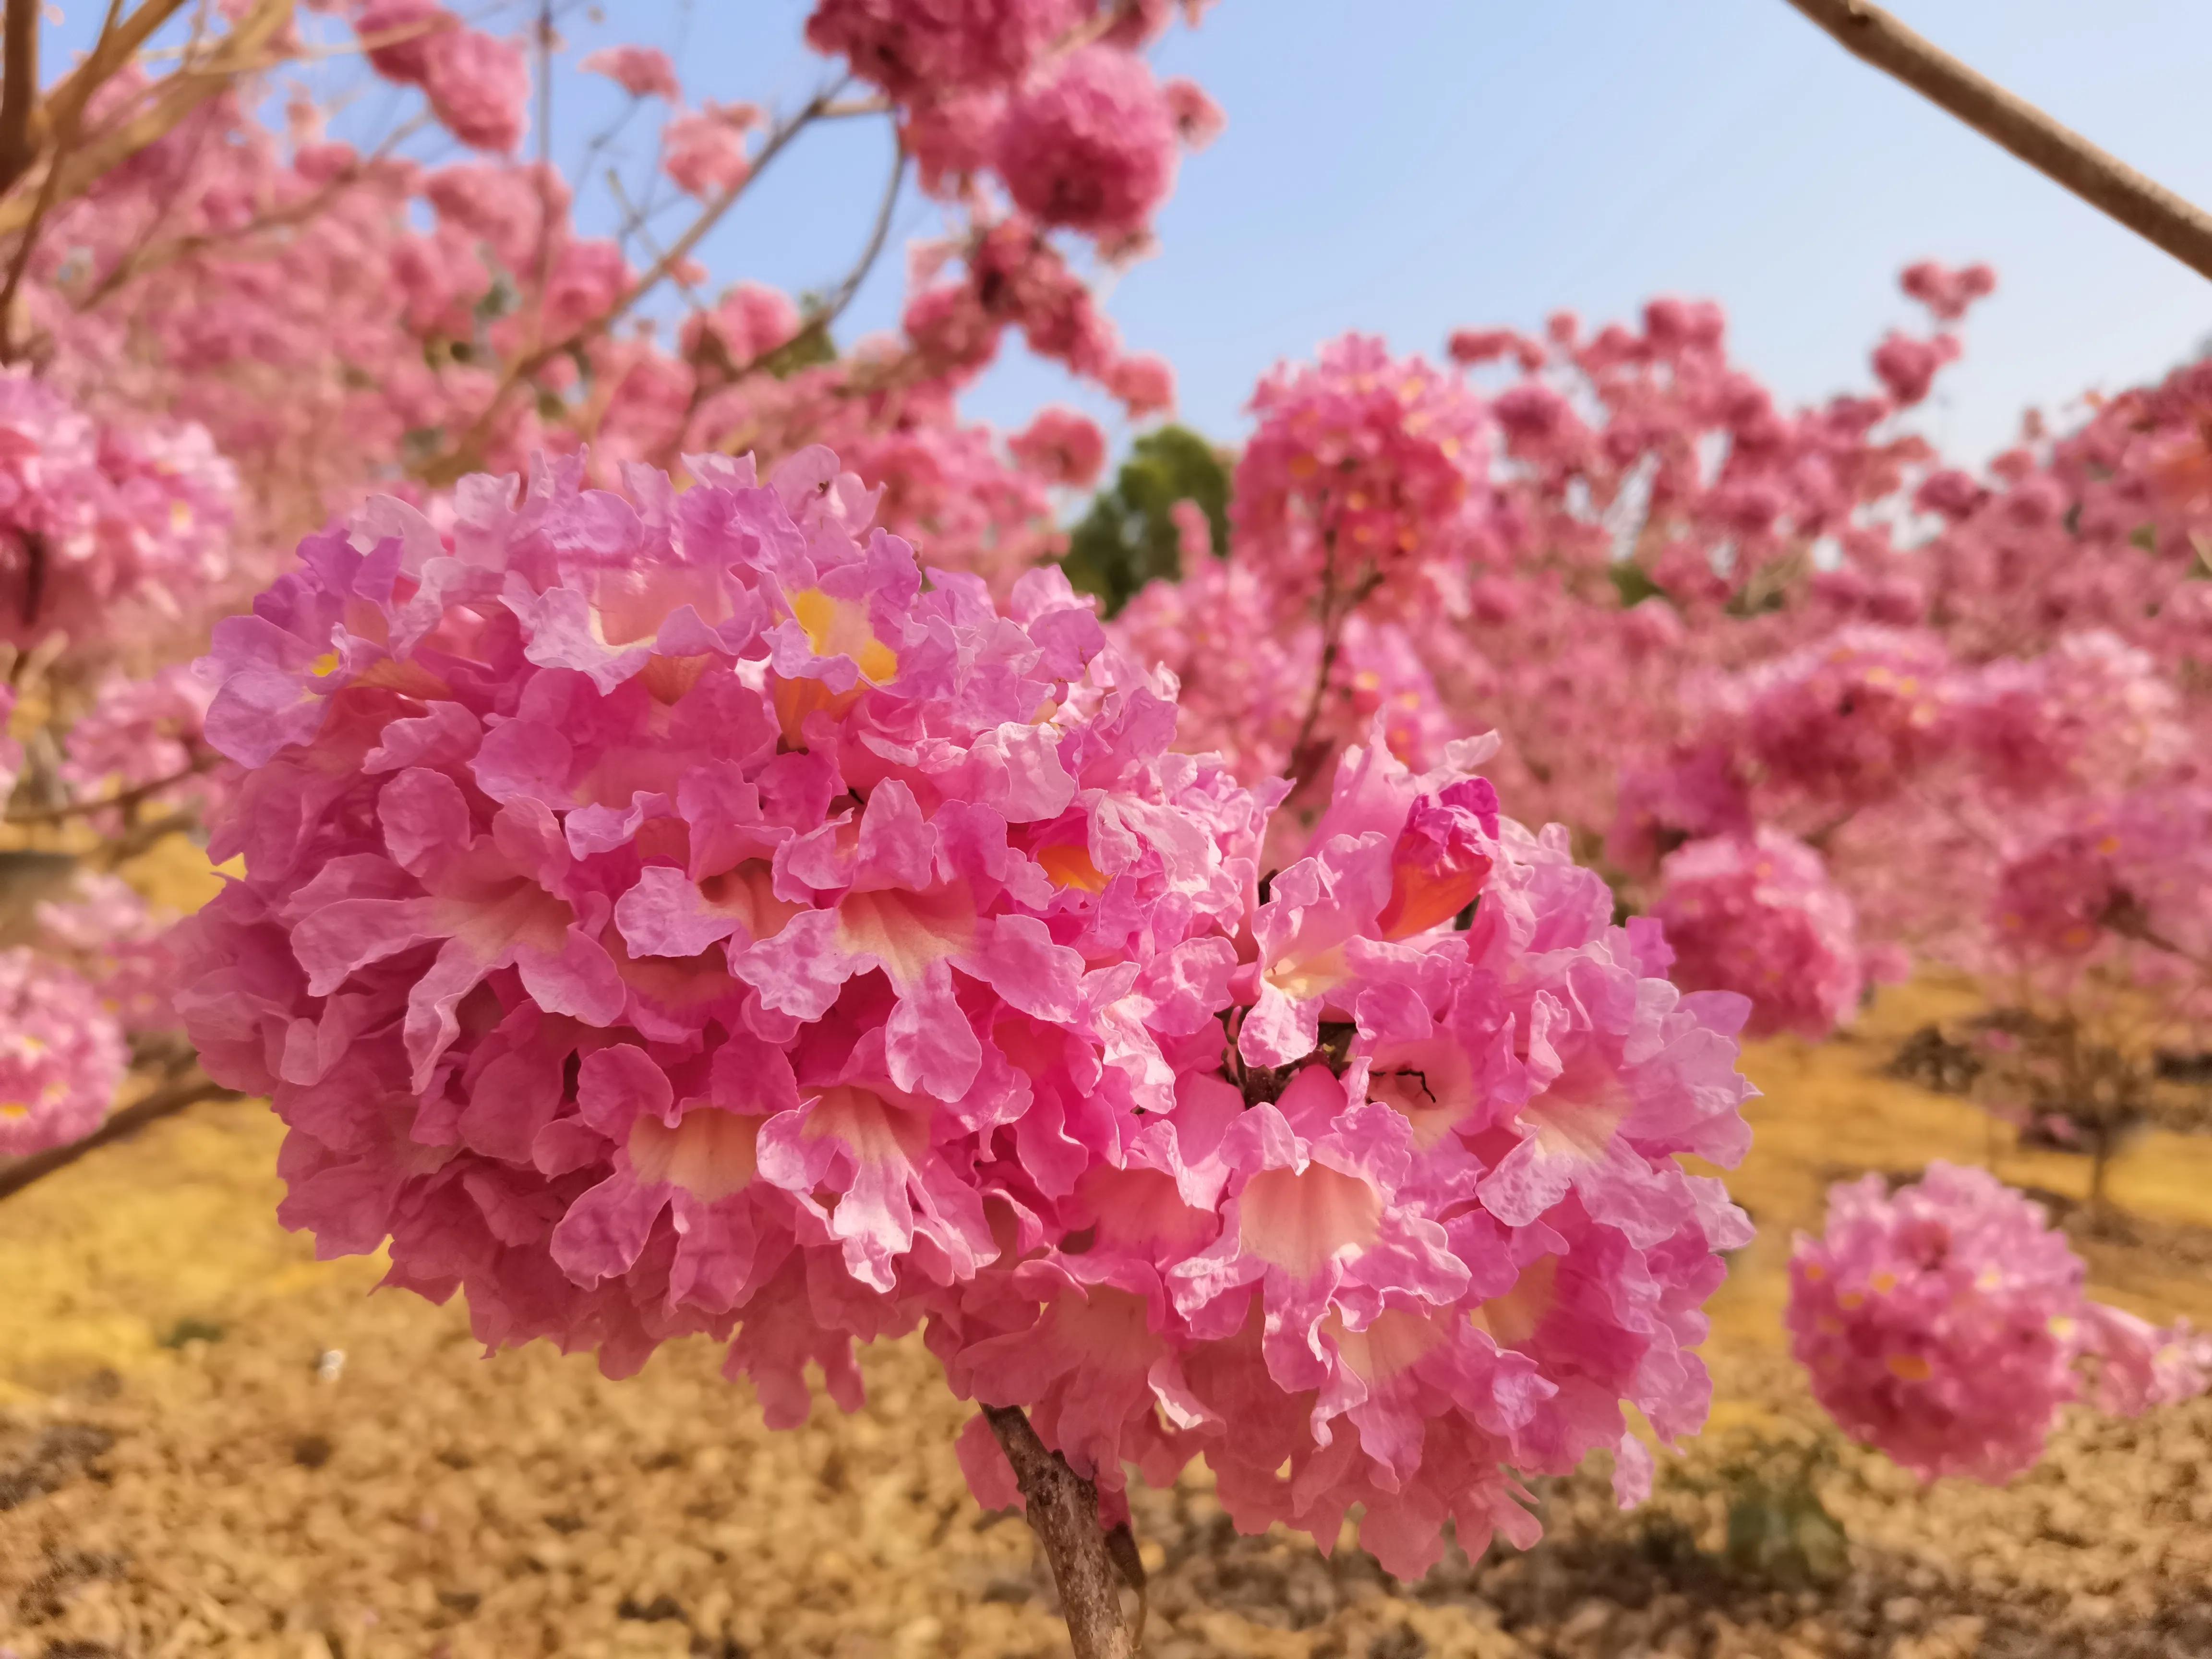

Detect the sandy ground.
xmin=4 ymin=918 xmax=2212 ymax=1658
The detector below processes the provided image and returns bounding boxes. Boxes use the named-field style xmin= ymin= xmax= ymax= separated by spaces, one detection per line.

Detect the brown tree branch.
xmin=0 ymin=0 xmax=37 ymax=195
xmin=980 ymin=1405 xmax=1140 ymax=1659
xmin=1782 ymin=0 xmax=2212 ymax=282
xmin=35 ymin=0 xmax=186 ymax=146
xmin=417 ymin=83 xmax=848 ymax=486
xmin=4 ymin=754 xmax=211 ymax=824
xmin=0 ymin=1069 xmax=242 ymax=1202
xmin=0 ymin=0 xmax=294 ymax=242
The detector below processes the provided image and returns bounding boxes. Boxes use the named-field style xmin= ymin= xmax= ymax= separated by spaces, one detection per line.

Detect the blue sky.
xmin=49 ymin=1 xmax=2212 ymax=466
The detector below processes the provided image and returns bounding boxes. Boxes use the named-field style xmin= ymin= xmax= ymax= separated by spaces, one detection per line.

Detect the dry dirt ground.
xmin=5 ymin=935 xmax=2212 ymax=1659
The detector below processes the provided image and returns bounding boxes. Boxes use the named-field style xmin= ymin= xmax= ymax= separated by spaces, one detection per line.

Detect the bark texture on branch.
xmin=0 ymin=0 xmax=37 ymax=195
xmin=980 ymin=1404 xmax=1139 ymax=1659
xmin=0 ymin=1072 xmax=240 ymax=1202
xmin=1782 ymin=0 xmax=2212 ymax=283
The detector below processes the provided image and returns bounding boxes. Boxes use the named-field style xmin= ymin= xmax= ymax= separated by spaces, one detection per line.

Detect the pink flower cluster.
xmin=995 ymin=48 xmax=1179 ymax=238
xmin=1790 ymin=1164 xmax=2209 ymax=1483
xmin=356 ymin=1 xmax=530 ymax=152
xmin=1232 ymin=334 xmax=1485 ymax=620
xmin=805 ymin=0 xmax=1082 ymax=98
xmin=60 ymin=664 xmax=223 ymax=830
xmin=0 ymin=947 xmax=127 ymax=1157
xmin=1990 ymin=783 xmax=2212 ymax=970
xmin=180 ymin=447 xmax=1756 ymax=1581
xmin=1651 ymin=831 xmax=1864 ymax=1041
xmin=36 ymin=873 xmax=184 ymax=1038
xmin=1732 ymin=627 xmax=1952 ymax=808
xmin=0 ymin=372 xmax=238 ymax=656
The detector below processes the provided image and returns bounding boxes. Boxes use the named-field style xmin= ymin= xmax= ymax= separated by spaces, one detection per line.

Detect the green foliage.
xmin=1061 ymin=425 xmax=1232 ymax=615
xmin=1690 ymin=1432 xmax=1851 ymax=1588
xmin=755 ymin=315 xmax=838 ymax=379
xmin=1608 ymin=559 xmax=1666 ymax=609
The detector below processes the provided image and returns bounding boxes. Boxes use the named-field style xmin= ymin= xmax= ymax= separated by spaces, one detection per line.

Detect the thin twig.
xmin=1782 ymin=0 xmax=2212 ymax=282
xmin=820 ymin=128 xmax=904 ymax=327
xmin=4 ymin=757 xmax=210 ymax=825
xmin=73 ymin=113 xmax=430 ymax=309
xmin=1285 ymin=551 xmax=1382 ymax=794
xmin=531 ymin=0 xmax=554 ymax=345
xmin=980 ymin=1405 xmax=1139 ymax=1659
xmin=417 ymin=78 xmax=849 ymax=485
xmin=0 ymin=1071 xmax=242 ymax=1203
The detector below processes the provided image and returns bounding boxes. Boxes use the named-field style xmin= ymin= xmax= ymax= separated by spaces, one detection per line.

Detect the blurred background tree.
xmin=1062 ymin=424 xmax=1231 ymax=614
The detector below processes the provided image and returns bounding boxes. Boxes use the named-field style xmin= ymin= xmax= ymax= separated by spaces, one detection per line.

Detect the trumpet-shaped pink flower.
xmin=1789 ymin=1163 xmax=2207 ymax=1483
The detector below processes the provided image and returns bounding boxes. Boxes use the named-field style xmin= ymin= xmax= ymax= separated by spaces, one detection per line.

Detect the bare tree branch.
xmin=980 ymin=1405 xmax=1140 ymax=1659
xmin=34 ymin=0 xmax=188 ymax=149
xmin=0 ymin=0 xmax=295 ymax=242
xmin=4 ymin=754 xmax=211 ymax=825
xmin=418 ymin=80 xmax=849 ymax=486
xmin=1782 ymin=0 xmax=2212 ymax=283
xmin=0 ymin=0 xmax=37 ymax=195
xmin=0 ymin=1069 xmax=242 ymax=1203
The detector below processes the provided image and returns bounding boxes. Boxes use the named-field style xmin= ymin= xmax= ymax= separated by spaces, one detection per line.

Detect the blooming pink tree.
xmin=0 ymin=1 xmax=2208 ymax=1642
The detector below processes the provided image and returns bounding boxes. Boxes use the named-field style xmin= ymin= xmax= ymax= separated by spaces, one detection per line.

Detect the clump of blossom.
xmin=1952 ymin=631 xmax=2181 ymax=798
xmin=580 ymin=45 xmax=683 ymax=101
xmin=1790 ymin=1164 xmax=2208 ymax=1483
xmin=1735 ymin=627 xmax=1954 ymax=807
xmin=421 ymin=27 xmax=530 ymax=153
xmin=995 ymin=48 xmax=1179 ymax=238
xmin=1106 ymin=352 xmax=1175 ymax=418
xmin=1990 ymin=784 xmax=2212 ymax=969
xmin=0 ymin=373 xmax=239 ymax=654
xmin=1900 ymin=259 xmax=1996 ymax=323
xmin=805 ymin=0 xmax=1082 ymax=98
xmin=60 ymin=664 xmax=221 ymax=827
xmin=1870 ymin=331 xmax=1960 ymax=407
xmin=1162 ymin=77 xmax=1225 ymax=148
xmin=1007 ymin=406 xmax=1106 ymax=487
xmin=354 ymin=0 xmax=452 ymax=84
xmin=0 ymin=948 xmax=127 ymax=1157
xmin=682 ymin=283 xmax=804 ymax=368
xmin=1650 ymin=831 xmax=1863 ymax=1040
xmin=1232 ymin=334 xmax=1484 ymax=621
xmin=36 ymin=873 xmax=183 ymax=1035
xmin=180 ymin=446 xmax=1756 ymax=1582
xmin=663 ymin=105 xmax=759 ymax=200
